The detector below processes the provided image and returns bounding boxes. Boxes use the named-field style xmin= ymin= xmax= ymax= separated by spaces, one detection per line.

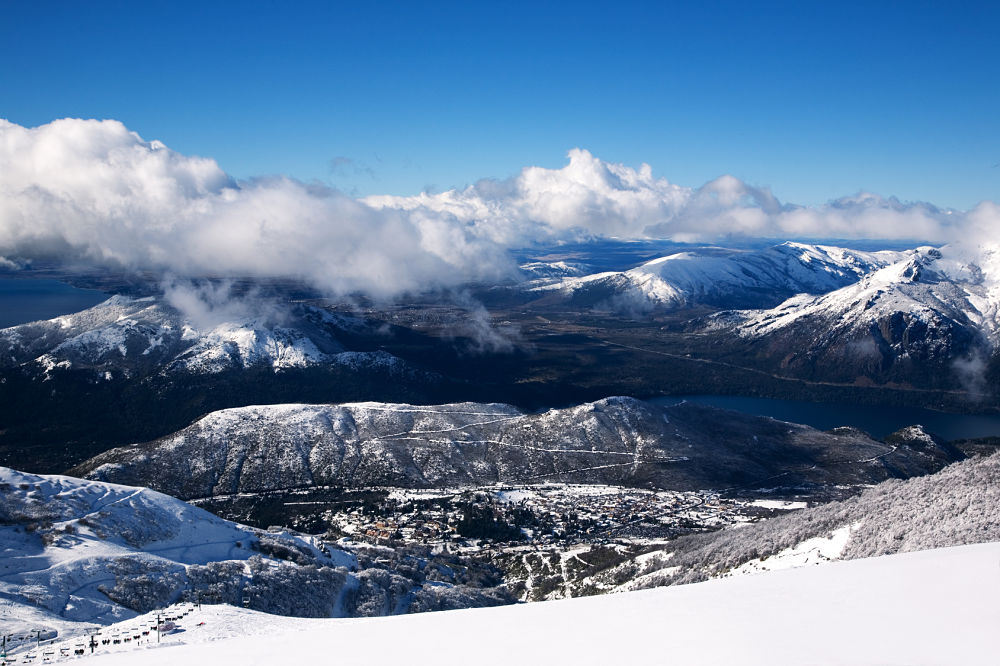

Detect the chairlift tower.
xmin=88 ymin=627 xmax=101 ymax=654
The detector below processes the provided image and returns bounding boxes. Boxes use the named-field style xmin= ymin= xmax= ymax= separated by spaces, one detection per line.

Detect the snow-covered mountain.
xmin=529 ymin=242 xmax=906 ymax=310
xmin=518 ymin=260 xmax=592 ymax=279
xmin=0 ymin=294 xmax=403 ymax=377
xmin=0 ymin=467 xmax=511 ymax=639
xmin=72 ymin=397 xmax=962 ymax=499
xmin=0 ymin=294 xmax=442 ymax=474
xmin=11 ymin=543 xmax=999 ymax=666
xmin=706 ymin=245 xmax=1000 ymax=385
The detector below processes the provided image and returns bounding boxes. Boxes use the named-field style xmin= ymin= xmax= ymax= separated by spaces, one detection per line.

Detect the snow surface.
xmin=749 ymin=499 xmax=809 ymax=510
xmin=726 ymin=523 xmax=858 ymax=576
xmin=20 ymin=542 xmax=998 ymax=666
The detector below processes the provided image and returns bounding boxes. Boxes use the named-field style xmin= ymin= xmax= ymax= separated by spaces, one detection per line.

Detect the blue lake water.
xmin=0 ymin=278 xmax=107 ymax=328
xmin=654 ymin=394 xmax=1000 ymax=441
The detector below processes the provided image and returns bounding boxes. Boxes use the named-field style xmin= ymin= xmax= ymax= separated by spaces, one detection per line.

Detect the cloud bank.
xmin=1 ymin=118 xmax=995 ymax=300
xmin=0 ymin=118 xmax=515 ymax=299
xmin=368 ymin=151 xmax=974 ymax=245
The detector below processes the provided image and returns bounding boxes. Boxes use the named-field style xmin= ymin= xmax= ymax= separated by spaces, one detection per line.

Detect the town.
xmin=317 ymin=484 xmax=805 ymax=548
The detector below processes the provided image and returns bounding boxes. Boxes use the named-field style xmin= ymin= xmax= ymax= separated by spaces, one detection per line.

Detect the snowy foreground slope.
xmin=24 ymin=542 xmax=1000 ymax=666
xmin=0 ymin=466 xmax=346 ymax=630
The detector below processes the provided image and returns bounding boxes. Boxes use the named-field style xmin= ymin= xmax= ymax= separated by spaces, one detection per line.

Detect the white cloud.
xmin=368 ymin=149 xmax=975 ymax=245
xmin=160 ymin=279 xmax=295 ymax=330
xmin=0 ymin=118 xmax=994 ymax=300
xmin=0 ymin=118 xmax=517 ymax=299
xmin=364 ymin=148 xmax=691 ymax=242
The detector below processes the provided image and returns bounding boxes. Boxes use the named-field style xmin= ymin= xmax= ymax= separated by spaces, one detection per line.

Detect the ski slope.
xmin=18 ymin=541 xmax=997 ymax=666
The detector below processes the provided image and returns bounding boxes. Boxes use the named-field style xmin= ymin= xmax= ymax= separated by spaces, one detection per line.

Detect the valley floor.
xmin=10 ymin=541 xmax=998 ymax=666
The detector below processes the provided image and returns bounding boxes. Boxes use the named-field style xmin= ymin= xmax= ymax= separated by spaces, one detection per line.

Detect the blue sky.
xmin=2 ymin=0 xmax=998 ymax=209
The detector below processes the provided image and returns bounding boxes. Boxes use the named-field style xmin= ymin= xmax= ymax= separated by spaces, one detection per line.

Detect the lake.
xmin=656 ymin=394 xmax=1000 ymax=441
xmin=0 ymin=277 xmax=108 ymax=328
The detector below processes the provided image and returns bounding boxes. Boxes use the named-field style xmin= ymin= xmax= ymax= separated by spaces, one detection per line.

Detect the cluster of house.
xmin=490 ymin=485 xmax=753 ymax=541
xmin=354 ymin=517 xmax=452 ymax=542
xmin=323 ymin=483 xmax=774 ymax=547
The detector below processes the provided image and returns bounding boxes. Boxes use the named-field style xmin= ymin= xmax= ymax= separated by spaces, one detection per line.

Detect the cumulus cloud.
xmin=0 ymin=118 xmax=522 ymax=299
xmin=364 ymin=148 xmax=691 ymax=243
xmin=0 ymin=118 xmax=996 ymax=302
xmin=367 ymin=149 xmax=976 ymax=245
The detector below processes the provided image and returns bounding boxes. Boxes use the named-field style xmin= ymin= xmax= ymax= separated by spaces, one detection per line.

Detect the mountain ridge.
xmin=71 ymin=397 xmax=963 ymax=499
xmin=0 ymin=294 xmax=404 ymax=377
xmin=703 ymin=244 xmax=1000 ymax=386
xmin=529 ymin=241 xmax=907 ymax=310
